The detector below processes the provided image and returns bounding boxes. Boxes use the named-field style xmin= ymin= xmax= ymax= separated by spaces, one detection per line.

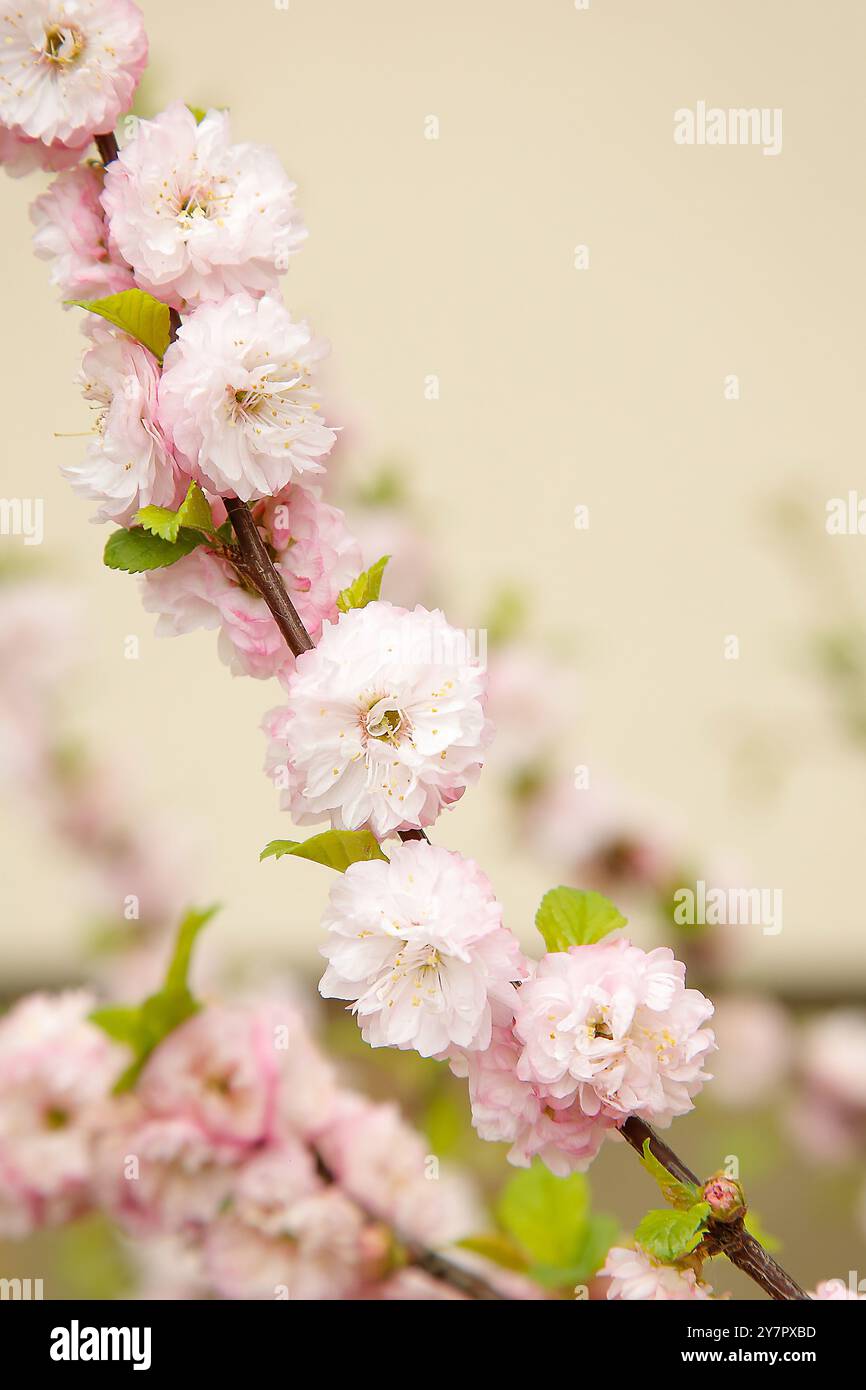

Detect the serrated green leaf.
xmin=68 ymin=289 xmax=171 ymax=362
xmin=136 ymin=480 xmax=214 ymax=543
xmin=535 ymin=886 xmax=627 ymax=953
xmin=91 ymin=905 xmax=218 ymax=1092
xmin=260 ymin=829 xmax=388 ymax=871
xmin=634 ymin=1202 xmax=711 ymax=1263
xmin=103 ymin=525 xmax=206 ymax=573
xmin=640 ymin=1139 xmax=700 ymax=1210
xmin=336 ymin=554 xmax=390 ymax=612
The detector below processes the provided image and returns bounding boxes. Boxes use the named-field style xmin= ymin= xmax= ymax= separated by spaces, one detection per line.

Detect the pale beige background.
xmin=1 ymin=0 xmax=865 ymax=988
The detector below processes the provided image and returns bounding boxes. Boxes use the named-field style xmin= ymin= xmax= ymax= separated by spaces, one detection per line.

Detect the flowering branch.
xmin=3 ymin=3 xmax=828 ymax=1304
xmin=224 ymin=502 xmax=809 ymax=1302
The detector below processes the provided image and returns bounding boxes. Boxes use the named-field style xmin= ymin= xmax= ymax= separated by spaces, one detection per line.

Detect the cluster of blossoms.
xmin=0 ymin=988 xmax=491 ymax=1299
xmin=316 ymin=840 xmax=716 ymax=1177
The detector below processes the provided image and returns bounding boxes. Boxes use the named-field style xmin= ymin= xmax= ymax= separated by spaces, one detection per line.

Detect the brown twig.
xmin=313 ymin=1148 xmax=507 ymax=1299
xmin=95 ymin=131 xmax=119 ymax=166
xmin=621 ymin=1117 xmax=809 ymax=1300
xmin=222 ymin=497 xmax=313 ymax=656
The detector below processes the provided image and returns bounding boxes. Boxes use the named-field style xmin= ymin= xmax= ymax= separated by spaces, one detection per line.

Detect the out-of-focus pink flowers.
xmin=63 ymin=322 xmax=182 ymax=525
xmin=0 ymin=579 xmax=81 ymax=786
xmin=601 ymin=1246 xmax=713 ymax=1300
xmin=316 ymin=1094 xmax=481 ymax=1245
xmin=514 ymin=938 xmax=715 ymax=1130
xmin=31 ymin=164 xmax=134 ymax=300
xmin=264 ymin=601 xmax=491 ymax=838
xmin=203 ymin=1143 xmax=365 ymax=1300
xmin=101 ymin=103 xmax=305 ymax=309
xmin=142 ymin=486 xmax=361 ymax=680
xmin=710 ymin=995 xmax=792 ymax=1109
xmin=157 ymin=293 xmax=334 ymax=500
xmin=787 ymin=1009 xmax=866 ymax=1165
xmin=319 ymin=841 xmax=527 ymax=1057
xmin=0 ymin=0 xmax=147 ymax=153
xmin=0 ymin=991 xmax=122 ymax=1235
xmin=809 ymin=1278 xmax=865 ymax=1300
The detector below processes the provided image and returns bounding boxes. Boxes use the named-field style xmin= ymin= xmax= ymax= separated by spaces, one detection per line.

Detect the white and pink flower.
xmin=264 ymin=601 xmax=491 ymax=838
xmin=0 ymin=0 xmax=147 ymax=152
xmin=63 ymin=321 xmax=182 ymax=524
xmin=601 ymin=1246 xmax=713 ymax=1300
xmin=101 ymin=102 xmax=305 ymax=309
xmin=450 ymin=1022 xmax=613 ymax=1176
xmin=157 ymin=293 xmax=334 ymax=500
xmin=318 ymin=841 xmax=527 ymax=1057
xmin=31 ymin=163 xmax=134 ymax=299
xmin=514 ymin=938 xmax=715 ymax=1129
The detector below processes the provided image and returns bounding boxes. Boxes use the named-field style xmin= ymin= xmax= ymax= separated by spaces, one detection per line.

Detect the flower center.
xmin=42 ymin=23 xmax=85 ymax=66
xmin=364 ymin=698 xmax=405 ymax=745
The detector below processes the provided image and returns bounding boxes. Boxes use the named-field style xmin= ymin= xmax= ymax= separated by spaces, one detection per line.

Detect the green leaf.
xmin=336 ymin=555 xmax=390 ymax=612
xmin=535 ymin=886 xmax=627 ymax=953
xmin=90 ymin=905 xmax=218 ymax=1091
xmin=497 ymin=1165 xmax=589 ymax=1269
xmin=634 ymin=1202 xmax=711 ymax=1263
xmin=640 ymin=1139 xmax=701 ymax=1210
xmin=187 ymin=104 xmax=208 ymax=123
xmin=103 ymin=525 xmax=206 ymax=573
xmin=68 ymin=289 xmax=171 ymax=362
xmin=136 ymin=480 xmax=214 ymax=543
xmin=260 ymin=829 xmax=388 ymax=871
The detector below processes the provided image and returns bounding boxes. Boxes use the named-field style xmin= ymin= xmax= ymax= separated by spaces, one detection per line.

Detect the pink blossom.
xmin=319 ymin=841 xmax=526 ymax=1057
xmin=514 ymin=938 xmax=715 ymax=1128
xmin=601 ymin=1246 xmax=713 ymax=1300
xmin=0 ymin=122 xmax=86 ymax=177
xmin=102 ymin=102 xmax=305 ymax=309
xmin=141 ymin=487 xmax=362 ymax=680
xmin=450 ymin=1023 xmax=612 ymax=1176
xmin=31 ymin=164 xmax=134 ymax=299
xmin=63 ymin=321 xmax=183 ymax=524
xmin=157 ymin=293 xmax=335 ymax=499
xmin=264 ymin=601 xmax=492 ymax=838
xmin=0 ymin=991 xmax=122 ymax=1234
xmin=0 ymin=0 xmax=147 ymax=151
